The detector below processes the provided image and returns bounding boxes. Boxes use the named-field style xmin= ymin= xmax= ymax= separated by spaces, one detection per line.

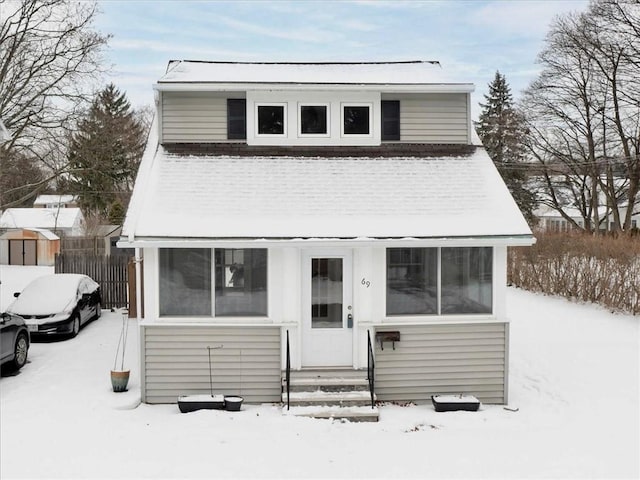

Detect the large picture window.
xmin=159 ymin=248 xmax=268 ymax=317
xmin=257 ymin=104 xmax=286 ymax=135
xmin=386 ymin=247 xmax=492 ymax=316
xmin=159 ymin=248 xmax=211 ymax=316
xmin=441 ymin=247 xmax=492 ymax=314
xmin=215 ymin=248 xmax=268 ymax=316
xmin=387 ymin=248 xmax=437 ymax=315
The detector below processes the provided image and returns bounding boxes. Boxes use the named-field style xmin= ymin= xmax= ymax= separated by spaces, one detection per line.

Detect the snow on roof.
xmin=157 ymin=60 xmax=472 ymax=89
xmin=123 ymin=146 xmax=531 ymax=240
xmin=33 ymin=194 xmax=77 ymax=206
xmin=0 ymin=208 xmax=83 ymax=230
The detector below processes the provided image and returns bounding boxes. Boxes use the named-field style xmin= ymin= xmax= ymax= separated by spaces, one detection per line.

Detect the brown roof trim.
xmin=162 ymin=143 xmax=476 ymax=158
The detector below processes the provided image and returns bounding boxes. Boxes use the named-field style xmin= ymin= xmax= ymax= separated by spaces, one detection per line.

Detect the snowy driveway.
xmin=1 ymin=288 xmax=638 ymax=479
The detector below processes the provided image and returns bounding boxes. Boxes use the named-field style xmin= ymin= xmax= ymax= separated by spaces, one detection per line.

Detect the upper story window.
xmin=342 ymin=104 xmax=371 ymax=136
xmin=381 ymin=100 xmax=400 ymax=141
xmin=227 ymin=99 xmax=246 ymax=140
xmin=386 ymin=247 xmax=493 ymax=316
xmin=299 ymin=104 xmax=329 ymax=136
xmin=256 ymin=103 xmax=286 ymax=136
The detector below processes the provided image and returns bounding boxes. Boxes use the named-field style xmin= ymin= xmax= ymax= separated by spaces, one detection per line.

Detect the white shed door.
xmin=302 ymin=251 xmax=353 ymax=367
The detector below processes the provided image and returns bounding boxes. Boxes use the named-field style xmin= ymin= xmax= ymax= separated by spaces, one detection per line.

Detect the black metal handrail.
xmin=285 ymin=330 xmax=291 ymax=410
xmin=367 ymin=330 xmax=375 ymax=409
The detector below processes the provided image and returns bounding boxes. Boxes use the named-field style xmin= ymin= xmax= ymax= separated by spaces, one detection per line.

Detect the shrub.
xmin=508 ymin=232 xmax=640 ymax=314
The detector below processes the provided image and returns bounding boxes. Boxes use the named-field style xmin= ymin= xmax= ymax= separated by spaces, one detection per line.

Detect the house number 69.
xmin=361 ymin=278 xmax=370 ymax=288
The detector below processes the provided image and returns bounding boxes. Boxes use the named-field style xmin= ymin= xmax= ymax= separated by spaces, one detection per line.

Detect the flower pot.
xmin=111 ymin=370 xmax=130 ymax=392
xmin=224 ymin=396 xmax=243 ymax=411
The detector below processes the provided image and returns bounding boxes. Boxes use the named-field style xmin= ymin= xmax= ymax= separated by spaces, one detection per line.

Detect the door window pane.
xmin=381 ymin=100 xmax=400 ymax=141
xmin=227 ymin=99 xmax=246 ymax=139
xmin=343 ymin=105 xmax=370 ymax=135
xmin=311 ymin=258 xmax=343 ymax=328
xmin=300 ymin=105 xmax=327 ymax=134
xmin=159 ymin=248 xmax=211 ymax=316
xmin=441 ymin=247 xmax=492 ymax=314
xmin=215 ymin=249 xmax=267 ymax=316
xmin=386 ymin=248 xmax=437 ymax=315
xmin=257 ymin=105 xmax=285 ymax=135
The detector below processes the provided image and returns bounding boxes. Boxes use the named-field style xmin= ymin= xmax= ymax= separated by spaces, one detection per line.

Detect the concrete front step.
xmin=282 ymin=389 xmax=375 ymax=407
xmin=283 ymin=405 xmax=380 ymax=422
xmin=283 ymin=377 xmax=370 ymax=392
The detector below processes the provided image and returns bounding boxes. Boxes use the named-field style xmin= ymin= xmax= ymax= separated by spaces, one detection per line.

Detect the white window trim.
xmin=340 ymin=102 xmax=373 ymax=138
xmin=297 ymin=102 xmax=330 ymax=138
xmin=255 ymin=102 xmax=287 ymax=137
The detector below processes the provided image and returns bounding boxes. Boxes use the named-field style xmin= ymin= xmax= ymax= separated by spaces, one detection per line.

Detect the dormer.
xmin=154 ymin=60 xmax=474 ymax=147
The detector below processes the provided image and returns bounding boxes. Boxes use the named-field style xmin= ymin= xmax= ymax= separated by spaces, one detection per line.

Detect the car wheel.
xmin=71 ymin=314 xmax=80 ymax=337
xmin=13 ymin=334 xmax=28 ymax=370
xmin=93 ymin=303 xmax=101 ymax=320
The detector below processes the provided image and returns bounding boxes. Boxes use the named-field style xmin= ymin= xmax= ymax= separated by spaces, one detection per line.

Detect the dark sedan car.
xmin=7 ymin=274 xmax=101 ymax=338
xmin=0 ymin=312 xmax=30 ymax=370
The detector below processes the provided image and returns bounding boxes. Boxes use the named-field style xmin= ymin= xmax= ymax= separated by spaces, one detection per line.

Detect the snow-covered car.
xmin=0 ymin=312 xmax=30 ymax=370
xmin=7 ymin=274 xmax=102 ymax=338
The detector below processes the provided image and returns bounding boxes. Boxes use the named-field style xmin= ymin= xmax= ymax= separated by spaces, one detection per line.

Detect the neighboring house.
xmin=534 ymin=205 xmax=587 ymax=232
xmin=0 ymin=208 xmax=85 ymax=237
xmin=33 ymin=194 xmax=79 ymax=209
xmin=120 ymin=60 xmax=534 ymax=409
xmin=0 ymin=228 xmax=60 ymax=266
xmin=535 ymin=204 xmax=638 ymax=233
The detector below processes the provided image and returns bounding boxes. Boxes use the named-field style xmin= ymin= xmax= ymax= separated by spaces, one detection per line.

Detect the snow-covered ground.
xmin=1 ymin=268 xmax=638 ymax=478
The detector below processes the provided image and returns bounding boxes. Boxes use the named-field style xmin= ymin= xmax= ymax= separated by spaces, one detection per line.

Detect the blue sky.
xmin=95 ymin=0 xmax=589 ymax=118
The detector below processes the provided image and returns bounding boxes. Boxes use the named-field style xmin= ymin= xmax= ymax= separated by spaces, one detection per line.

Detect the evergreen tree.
xmin=476 ymin=71 xmax=537 ymax=224
xmin=107 ymin=199 xmax=125 ymax=225
xmin=68 ymin=84 xmax=146 ymax=219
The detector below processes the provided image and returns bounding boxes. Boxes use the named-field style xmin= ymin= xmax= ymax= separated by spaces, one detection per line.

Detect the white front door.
xmin=302 ymin=250 xmax=353 ymax=367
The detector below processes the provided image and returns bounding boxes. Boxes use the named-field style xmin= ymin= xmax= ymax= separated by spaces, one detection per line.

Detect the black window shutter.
xmin=381 ymin=100 xmax=400 ymax=141
xmin=227 ymin=99 xmax=246 ymax=140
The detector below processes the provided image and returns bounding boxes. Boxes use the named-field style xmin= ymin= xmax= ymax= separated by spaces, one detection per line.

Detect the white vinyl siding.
xmin=382 ymin=93 xmax=469 ymax=144
xmin=374 ymin=322 xmax=508 ymax=404
xmin=142 ymin=325 xmax=281 ymax=404
xmin=162 ymin=92 xmax=242 ymax=143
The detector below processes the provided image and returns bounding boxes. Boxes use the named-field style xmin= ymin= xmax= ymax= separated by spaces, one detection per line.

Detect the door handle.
xmin=347 ymin=313 xmax=353 ymax=328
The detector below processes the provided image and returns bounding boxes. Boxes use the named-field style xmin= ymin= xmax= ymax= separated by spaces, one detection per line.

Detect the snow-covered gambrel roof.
xmin=156 ymin=60 xmax=474 ymax=92
xmin=122 ymin=143 xmax=532 ymax=242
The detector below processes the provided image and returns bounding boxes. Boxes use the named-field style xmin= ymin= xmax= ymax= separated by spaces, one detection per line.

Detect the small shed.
xmin=0 ymin=228 xmax=60 ymax=266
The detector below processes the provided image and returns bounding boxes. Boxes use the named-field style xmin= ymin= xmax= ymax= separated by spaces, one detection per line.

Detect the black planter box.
xmin=178 ymin=394 xmax=225 ymax=413
xmin=224 ymin=396 xmax=244 ymax=411
xmin=431 ymin=395 xmax=480 ymax=412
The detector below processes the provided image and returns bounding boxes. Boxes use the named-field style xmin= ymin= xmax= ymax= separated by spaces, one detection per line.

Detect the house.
xmin=534 ymin=205 xmax=587 ymax=232
xmin=33 ymin=194 xmax=79 ymax=209
xmin=119 ymin=60 xmax=534 ymax=412
xmin=0 ymin=228 xmax=60 ymax=266
xmin=0 ymin=208 xmax=85 ymax=237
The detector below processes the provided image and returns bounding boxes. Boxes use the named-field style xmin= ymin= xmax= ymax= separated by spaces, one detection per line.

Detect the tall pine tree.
xmin=476 ymin=71 xmax=536 ymax=224
xmin=68 ymin=84 xmax=146 ymax=220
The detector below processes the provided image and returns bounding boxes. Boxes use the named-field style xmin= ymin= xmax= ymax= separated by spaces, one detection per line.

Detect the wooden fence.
xmin=55 ymin=254 xmax=131 ymax=310
xmin=60 ymin=236 xmax=106 ymax=255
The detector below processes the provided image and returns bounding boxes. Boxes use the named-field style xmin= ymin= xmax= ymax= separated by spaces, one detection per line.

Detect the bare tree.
xmin=522 ymin=0 xmax=640 ymax=233
xmin=0 ymin=0 xmax=110 ymax=209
